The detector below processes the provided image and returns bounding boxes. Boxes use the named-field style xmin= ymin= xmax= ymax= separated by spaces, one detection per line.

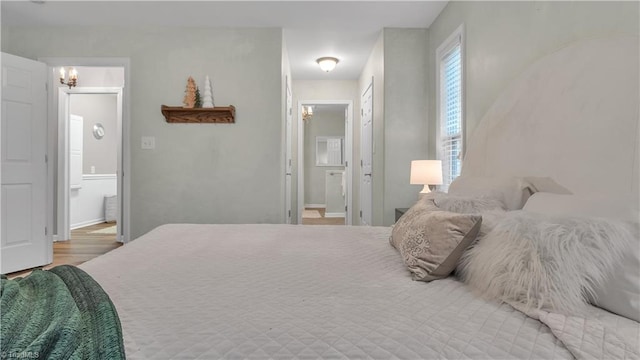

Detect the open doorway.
xmin=68 ymin=93 xmax=119 ymax=240
xmin=42 ymin=61 xmax=129 ymax=252
xmin=57 ymin=85 xmax=123 ymax=244
xmin=297 ymin=100 xmax=353 ymax=225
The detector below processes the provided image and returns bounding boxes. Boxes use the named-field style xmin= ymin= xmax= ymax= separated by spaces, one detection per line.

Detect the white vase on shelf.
xmin=202 ymin=75 xmax=215 ymax=108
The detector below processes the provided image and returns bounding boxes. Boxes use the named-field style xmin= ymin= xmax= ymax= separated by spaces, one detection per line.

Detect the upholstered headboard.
xmin=462 ymin=35 xmax=639 ymax=208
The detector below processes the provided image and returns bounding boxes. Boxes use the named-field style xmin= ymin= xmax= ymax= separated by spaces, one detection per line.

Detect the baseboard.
xmin=324 ymin=212 xmax=345 ymax=218
xmin=70 ymin=218 xmax=106 ymax=230
xmin=304 ymin=204 xmax=326 ymax=209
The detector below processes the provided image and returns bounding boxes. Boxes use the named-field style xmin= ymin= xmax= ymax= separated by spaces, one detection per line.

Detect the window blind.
xmin=439 ymin=41 xmax=462 ymax=192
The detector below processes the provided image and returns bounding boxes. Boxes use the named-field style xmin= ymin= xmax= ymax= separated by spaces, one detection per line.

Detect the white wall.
xmin=356 ymin=29 xmax=430 ymax=226
xmin=3 ymin=26 xmax=284 ymax=238
xmin=382 ymin=28 xmax=428 ymax=225
xmin=426 ymin=1 xmax=640 ymax=158
xmin=69 ymin=93 xmax=118 ymax=174
xmin=304 ymin=107 xmax=345 ymax=205
xmin=70 ymin=175 xmax=117 ymax=229
xmin=292 ymin=80 xmax=359 ymax=223
xmin=67 ymin=66 xmax=125 ymax=88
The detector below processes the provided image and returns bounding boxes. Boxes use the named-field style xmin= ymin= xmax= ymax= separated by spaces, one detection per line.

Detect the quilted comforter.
xmin=80 ymin=224 xmax=639 ymax=359
xmin=0 ymin=265 xmax=125 ymax=359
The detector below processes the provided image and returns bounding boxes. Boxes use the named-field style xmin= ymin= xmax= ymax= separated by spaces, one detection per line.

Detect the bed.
xmin=74 ymin=223 xmax=637 ymax=359
xmin=78 ymin=34 xmax=639 ymax=359
xmin=3 ymin=35 xmax=639 ymax=359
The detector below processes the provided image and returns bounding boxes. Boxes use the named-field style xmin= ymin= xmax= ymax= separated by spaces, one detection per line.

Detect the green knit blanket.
xmin=1 ymin=265 xmax=125 ymax=359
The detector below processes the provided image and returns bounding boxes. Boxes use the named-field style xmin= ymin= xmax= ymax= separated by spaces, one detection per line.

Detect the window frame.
xmin=435 ymin=24 xmax=465 ymax=192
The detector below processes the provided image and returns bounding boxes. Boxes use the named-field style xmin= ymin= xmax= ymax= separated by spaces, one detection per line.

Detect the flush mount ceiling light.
xmin=316 ymin=57 xmax=339 ymax=72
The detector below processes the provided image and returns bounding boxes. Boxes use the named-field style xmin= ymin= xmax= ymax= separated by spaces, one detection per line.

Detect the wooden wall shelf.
xmin=161 ymin=105 xmax=235 ymax=123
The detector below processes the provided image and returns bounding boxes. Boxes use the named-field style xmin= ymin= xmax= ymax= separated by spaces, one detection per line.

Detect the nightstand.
xmin=395 ymin=208 xmax=410 ymax=222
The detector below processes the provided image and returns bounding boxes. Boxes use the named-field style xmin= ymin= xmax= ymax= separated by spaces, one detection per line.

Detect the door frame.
xmin=41 ymin=57 xmax=131 ymax=243
xmin=58 ymin=87 xmax=123 ymax=242
xmin=297 ymin=99 xmax=353 ymax=225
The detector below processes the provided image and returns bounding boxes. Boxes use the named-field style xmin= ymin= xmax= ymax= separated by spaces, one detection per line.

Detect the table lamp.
xmin=410 ymin=160 xmax=443 ymax=197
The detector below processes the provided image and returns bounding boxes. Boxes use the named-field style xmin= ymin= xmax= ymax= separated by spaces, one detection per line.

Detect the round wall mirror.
xmin=93 ymin=123 xmax=105 ymax=140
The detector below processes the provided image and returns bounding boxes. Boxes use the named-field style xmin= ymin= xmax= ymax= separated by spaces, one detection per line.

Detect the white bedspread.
xmin=79 ymin=224 xmax=639 ymax=359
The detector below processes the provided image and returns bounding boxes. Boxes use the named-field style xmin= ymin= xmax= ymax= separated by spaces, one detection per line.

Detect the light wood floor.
xmin=6 ymin=222 xmax=122 ymax=279
xmin=302 ymin=207 xmax=345 ymax=225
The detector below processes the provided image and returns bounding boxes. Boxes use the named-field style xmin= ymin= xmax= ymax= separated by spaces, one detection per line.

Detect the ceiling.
xmin=1 ymin=1 xmax=448 ymax=80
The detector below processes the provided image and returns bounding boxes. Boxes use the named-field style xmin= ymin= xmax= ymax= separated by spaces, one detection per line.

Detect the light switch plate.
xmin=141 ymin=136 xmax=155 ymax=150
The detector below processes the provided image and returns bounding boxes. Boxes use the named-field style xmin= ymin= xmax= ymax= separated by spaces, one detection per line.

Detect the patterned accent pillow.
xmin=390 ymin=199 xmax=482 ymax=281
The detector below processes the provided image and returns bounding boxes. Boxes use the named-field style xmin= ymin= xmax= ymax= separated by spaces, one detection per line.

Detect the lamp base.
xmin=418 ymin=185 xmax=432 ymax=200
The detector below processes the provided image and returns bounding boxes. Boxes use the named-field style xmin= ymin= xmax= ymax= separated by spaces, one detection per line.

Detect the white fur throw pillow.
xmin=457 ymin=211 xmax=633 ymax=315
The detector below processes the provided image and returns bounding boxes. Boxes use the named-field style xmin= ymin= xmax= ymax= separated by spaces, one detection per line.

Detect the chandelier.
xmin=302 ymin=106 xmax=313 ymax=122
xmin=59 ymin=67 xmax=78 ymax=88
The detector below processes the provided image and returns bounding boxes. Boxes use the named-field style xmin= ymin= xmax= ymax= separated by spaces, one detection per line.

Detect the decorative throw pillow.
xmin=457 ymin=211 xmax=633 ymax=315
xmin=389 ymin=199 xmax=440 ymax=250
xmin=391 ymin=199 xmax=482 ymax=282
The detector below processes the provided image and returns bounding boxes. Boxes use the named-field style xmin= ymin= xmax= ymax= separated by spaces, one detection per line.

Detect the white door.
xmin=343 ymin=107 xmax=349 ymax=223
xmin=284 ymin=80 xmax=293 ymax=224
xmin=1 ymin=53 xmax=50 ymax=274
xmin=69 ymin=114 xmax=83 ymax=190
xmin=360 ymin=80 xmax=373 ymax=226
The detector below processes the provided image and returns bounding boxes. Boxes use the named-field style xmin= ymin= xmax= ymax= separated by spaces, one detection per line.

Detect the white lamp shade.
xmin=410 ymin=160 xmax=443 ymax=186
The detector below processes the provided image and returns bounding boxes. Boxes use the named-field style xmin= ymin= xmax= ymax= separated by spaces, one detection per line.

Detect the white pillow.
xmin=523 ymin=193 xmax=640 ymax=322
xmin=432 ymin=193 xmax=506 ymax=214
xmin=522 ymin=176 xmax=572 ymax=195
xmin=448 ymin=176 xmax=572 ymax=211
xmin=458 ymin=211 xmax=632 ymax=315
xmin=523 ymin=193 xmax=638 ymax=222
xmin=447 ymin=176 xmax=534 ymax=210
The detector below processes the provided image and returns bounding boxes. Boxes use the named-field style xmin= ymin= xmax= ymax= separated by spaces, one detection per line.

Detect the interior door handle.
xmin=364 ymin=173 xmax=372 ymax=176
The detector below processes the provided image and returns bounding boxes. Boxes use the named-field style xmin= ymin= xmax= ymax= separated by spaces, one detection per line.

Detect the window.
xmin=437 ymin=25 xmax=464 ymax=192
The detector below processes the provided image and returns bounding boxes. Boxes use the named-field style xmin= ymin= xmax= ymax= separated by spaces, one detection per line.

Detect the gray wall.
xmin=3 ymin=26 xmax=284 ymax=238
xmin=304 ymin=107 xmax=345 ymax=205
xmin=383 ymin=28 xmax=429 ymax=226
xmin=292 ymin=80 xmax=359 ymax=223
xmin=427 ymin=1 xmax=640 ymax=158
xmin=358 ymin=33 xmax=385 ymax=226
xmin=69 ymin=93 xmax=118 ymax=174
xmin=358 ymin=29 xmax=430 ymax=226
